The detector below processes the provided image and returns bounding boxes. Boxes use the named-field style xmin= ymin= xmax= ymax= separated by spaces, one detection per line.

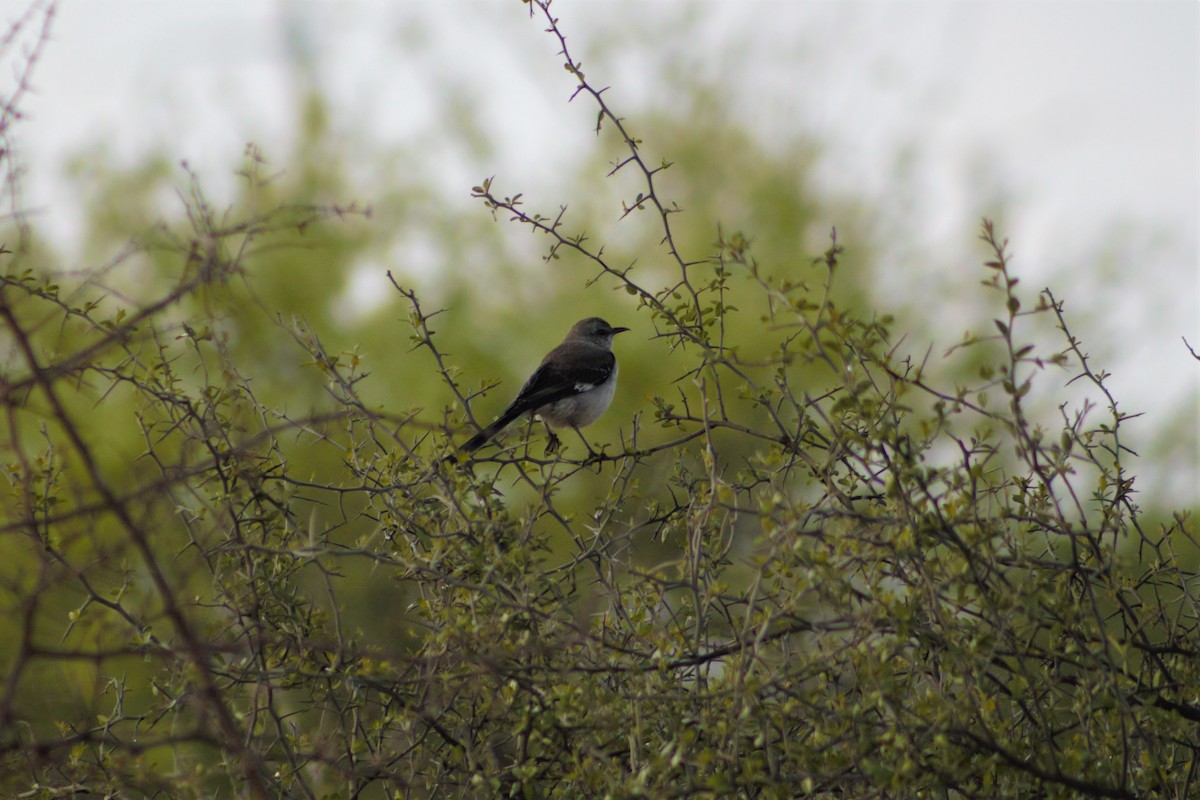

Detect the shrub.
xmin=1 ymin=2 xmax=1195 ymax=798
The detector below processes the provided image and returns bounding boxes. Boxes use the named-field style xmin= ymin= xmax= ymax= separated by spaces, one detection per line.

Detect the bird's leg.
xmin=571 ymin=426 xmax=597 ymax=459
xmin=542 ymin=419 xmax=562 ymax=455
xmin=544 ymin=433 xmax=562 ymax=455
xmin=540 ymin=417 xmax=561 ymax=453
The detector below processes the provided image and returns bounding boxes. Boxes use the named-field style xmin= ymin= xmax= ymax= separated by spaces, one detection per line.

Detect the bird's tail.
xmin=461 ymin=406 xmax=525 ymax=453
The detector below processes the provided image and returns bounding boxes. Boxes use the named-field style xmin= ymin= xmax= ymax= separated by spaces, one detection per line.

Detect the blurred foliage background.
xmin=14 ymin=1 xmax=1197 ymax=510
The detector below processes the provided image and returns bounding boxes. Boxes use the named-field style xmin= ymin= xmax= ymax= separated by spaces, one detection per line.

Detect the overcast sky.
xmin=6 ymin=0 xmax=1198 ymax=501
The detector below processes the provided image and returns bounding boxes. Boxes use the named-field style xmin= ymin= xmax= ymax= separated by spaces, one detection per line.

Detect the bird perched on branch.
xmin=459 ymin=317 xmax=629 ymax=455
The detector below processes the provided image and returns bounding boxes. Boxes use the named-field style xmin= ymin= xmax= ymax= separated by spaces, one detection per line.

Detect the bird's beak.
xmin=612 ymin=327 xmax=630 ymax=335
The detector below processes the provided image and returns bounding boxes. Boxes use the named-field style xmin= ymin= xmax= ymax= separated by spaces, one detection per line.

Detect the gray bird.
xmin=462 ymin=317 xmax=629 ymax=454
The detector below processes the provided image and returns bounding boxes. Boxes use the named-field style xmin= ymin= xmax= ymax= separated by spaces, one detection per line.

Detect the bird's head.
xmin=570 ymin=317 xmax=630 ymax=347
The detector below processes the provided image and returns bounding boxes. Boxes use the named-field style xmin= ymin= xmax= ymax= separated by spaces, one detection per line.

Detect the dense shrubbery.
xmin=1 ymin=2 xmax=1196 ymax=798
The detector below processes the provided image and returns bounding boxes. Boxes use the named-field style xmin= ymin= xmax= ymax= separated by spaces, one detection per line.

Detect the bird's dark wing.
xmin=508 ymin=347 xmax=616 ymax=414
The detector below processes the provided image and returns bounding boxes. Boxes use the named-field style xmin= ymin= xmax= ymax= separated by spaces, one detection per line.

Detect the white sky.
xmin=5 ymin=0 xmax=1198 ymax=503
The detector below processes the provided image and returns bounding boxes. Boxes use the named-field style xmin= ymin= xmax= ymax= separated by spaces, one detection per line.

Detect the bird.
xmin=459 ymin=317 xmax=629 ymax=455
